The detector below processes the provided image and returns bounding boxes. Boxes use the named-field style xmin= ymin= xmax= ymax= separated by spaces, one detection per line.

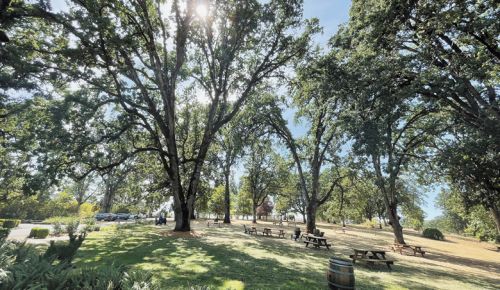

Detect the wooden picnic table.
xmin=299 ymin=232 xmax=310 ymax=240
xmin=207 ymin=221 xmax=222 ymax=228
xmin=243 ymin=225 xmax=257 ymax=235
xmin=350 ymin=249 xmax=394 ymax=269
xmin=263 ymin=228 xmax=272 ymax=236
xmin=277 ymin=229 xmax=285 ymax=238
xmin=392 ymin=243 xmax=426 ymax=257
xmin=304 ymin=234 xmax=331 ymax=250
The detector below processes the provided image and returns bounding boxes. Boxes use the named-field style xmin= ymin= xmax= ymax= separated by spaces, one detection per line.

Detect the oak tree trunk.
xmin=173 ymin=202 xmax=190 ymax=231
xmin=306 ymin=205 xmax=317 ymax=233
xmin=172 ymin=181 xmax=191 ymax=231
xmin=387 ymin=203 xmax=405 ymax=244
xmin=101 ymin=186 xmax=114 ymax=213
xmin=189 ymin=195 xmax=196 ymax=220
xmin=252 ymin=201 xmax=257 ymax=223
xmin=223 ymin=171 xmax=231 ymax=223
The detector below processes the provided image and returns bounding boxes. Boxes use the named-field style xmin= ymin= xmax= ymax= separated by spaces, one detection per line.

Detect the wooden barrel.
xmin=327 ymin=257 xmax=355 ymax=290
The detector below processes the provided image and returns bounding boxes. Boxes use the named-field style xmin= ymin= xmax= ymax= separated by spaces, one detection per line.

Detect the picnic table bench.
xmin=392 ymin=243 xmax=426 ymax=257
xmin=262 ymin=228 xmax=272 ymax=236
xmin=350 ymin=249 xmax=394 ymax=269
xmin=303 ymin=234 xmax=331 ymax=250
xmin=207 ymin=221 xmax=222 ymax=228
xmin=243 ymin=225 xmax=257 ymax=235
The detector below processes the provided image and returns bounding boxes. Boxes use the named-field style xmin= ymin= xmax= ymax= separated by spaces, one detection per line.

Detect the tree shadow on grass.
xmin=75 ymin=227 xmax=327 ymax=289
xmin=426 ymin=251 xmax=500 ymax=274
xmin=250 ymin=230 xmax=500 ymax=290
xmin=392 ymin=263 xmax=499 ymax=290
xmin=354 ymin=274 xmax=430 ymax=290
xmin=349 ymin=261 xmax=498 ymax=290
xmin=75 ymin=225 xmax=499 ymax=290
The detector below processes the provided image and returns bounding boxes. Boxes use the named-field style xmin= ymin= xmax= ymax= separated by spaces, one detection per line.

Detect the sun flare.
xmin=195 ymin=4 xmax=208 ymax=19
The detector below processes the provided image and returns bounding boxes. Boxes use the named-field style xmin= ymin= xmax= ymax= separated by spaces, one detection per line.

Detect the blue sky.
xmin=303 ymin=0 xmax=351 ymax=46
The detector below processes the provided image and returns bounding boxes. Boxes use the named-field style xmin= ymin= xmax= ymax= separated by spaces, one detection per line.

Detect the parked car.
xmin=95 ymin=213 xmax=115 ymax=221
xmin=106 ymin=213 xmax=117 ymax=221
xmin=115 ymin=213 xmax=130 ymax=220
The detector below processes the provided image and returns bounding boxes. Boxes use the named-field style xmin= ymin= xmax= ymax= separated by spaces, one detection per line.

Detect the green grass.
xmin=73 ymin=222 xmax=499 ymax=290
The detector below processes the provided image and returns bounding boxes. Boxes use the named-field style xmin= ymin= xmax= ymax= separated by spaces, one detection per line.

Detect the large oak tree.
xmin=6 ymin=0 xmax=315 ymax=231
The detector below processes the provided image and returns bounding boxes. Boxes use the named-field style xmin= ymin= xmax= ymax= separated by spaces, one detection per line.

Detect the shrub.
xmin=52 ymin=222 xmax=64 ymax=236
xmin=1 ymin=239 xmax=160 ymax=289
xmin=0 ymin=228 xmax=10 ymax=240
xmin=82 ymin=218 xmax=97 ymax=233
xmin=2 ymin=219 xmax=21 ymax=228
xmin=0 ymin=240 xmax=70 ymax=289
xmin=85 ymin=217 xmax=96 ymax=226
xmin=78 ymin=202 xmax=98 ymax=218
xmin=65 ymin=265 xmax=160 ymax=289
xmin=29 ymin=228 xmax=50 ymax=239
xmin=65 ymin=219 xmax=80 ymax=242
xmin=83 ymin=224 xmax=93 ymax=233
xmin=423 ymin=228 xmax=444 ymax=240
xmin=44 ymin=234 xmax=85 ymax=262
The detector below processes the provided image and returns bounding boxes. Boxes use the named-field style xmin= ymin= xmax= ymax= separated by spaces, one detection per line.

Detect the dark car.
xmin=95 ymin=213 xmax=116 ymax=221
xmin=106 ymin=213 xmax=117 ymax=221
xmin=115 ymin=213 xmax=130 ymax=220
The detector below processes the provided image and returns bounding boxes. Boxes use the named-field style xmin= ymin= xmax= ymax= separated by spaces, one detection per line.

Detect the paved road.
xmin=7 ymin=223 xmax=54 ymax=242
xmin=6 ymin=219 xmax=146 ymax=243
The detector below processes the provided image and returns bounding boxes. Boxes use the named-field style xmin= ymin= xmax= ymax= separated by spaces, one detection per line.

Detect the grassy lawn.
xmin=74 ymin=220 xmax=500 ymax=290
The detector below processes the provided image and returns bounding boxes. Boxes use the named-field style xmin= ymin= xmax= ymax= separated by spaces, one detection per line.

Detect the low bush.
xmin=52 ymin=222 xmax=64 ymax=236
xmin=0 ymin=228 xmax=10 ymax=240
xmin=66 ymin=219 xmax=80 ymax=242
xmin=83 ymin=218 xmax=97 ymax=233
xmin=83 ymin=224 xmax=94 ymax=233
xmin=44 ymin=235 xmax=85 ymax=262
xmin=423 ymin=228 xmax=444 ymax=240
xmin=68 ymin=265 xmax=160 ymax=289
xmin=84 ymin=217 xmax=96 ymax=226
xmin=2 ymin=219 xmax=21 ymax=228
xmin=0 ymin=239 xmax=70 ymax=288
xmin=29 ymin=228 xmax=50 ymax=239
